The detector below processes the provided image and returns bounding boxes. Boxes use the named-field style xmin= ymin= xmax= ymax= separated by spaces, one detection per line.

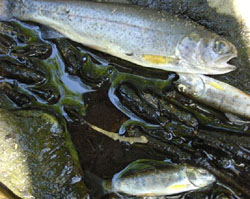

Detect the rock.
xmin=0 ymin=108 xmax=87 ymax=199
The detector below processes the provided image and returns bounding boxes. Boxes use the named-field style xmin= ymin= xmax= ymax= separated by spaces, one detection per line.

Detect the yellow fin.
xmin=142 ymin=54 xmax=176 ymax=65
xmin=168 ymin=184 xmax=189 ymax=190
xmin=209 ymin=82 xmax=224 ymax=91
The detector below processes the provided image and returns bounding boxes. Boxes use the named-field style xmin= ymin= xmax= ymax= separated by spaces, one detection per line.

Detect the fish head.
xmin=177 ymin=32 xmax=237 ymax=75
xmin=186 ymin=166 xmax=216 ymax=188
xmin=176 ymin=74 xmax=205 ymax=97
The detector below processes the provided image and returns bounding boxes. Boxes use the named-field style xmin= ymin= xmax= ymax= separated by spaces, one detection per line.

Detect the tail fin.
xmin=84 ymin=170 xmax=109 ymax=199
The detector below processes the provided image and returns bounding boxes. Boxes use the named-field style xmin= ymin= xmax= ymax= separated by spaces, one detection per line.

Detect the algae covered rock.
xmin=0 ymin=108 xmax=87 ymax=199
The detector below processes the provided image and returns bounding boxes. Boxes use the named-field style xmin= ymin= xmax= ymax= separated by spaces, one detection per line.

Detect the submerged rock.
xmin=0 ymin=108 xmax=87 ymax=199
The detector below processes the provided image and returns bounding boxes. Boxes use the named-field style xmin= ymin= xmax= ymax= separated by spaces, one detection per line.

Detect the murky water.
xmin=0 ymin=0 xmax=250 ymax=199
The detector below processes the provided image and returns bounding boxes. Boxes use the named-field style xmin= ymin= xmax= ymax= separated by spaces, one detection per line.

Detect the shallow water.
xmin=0 ymin=1 xmax=250 ymax=199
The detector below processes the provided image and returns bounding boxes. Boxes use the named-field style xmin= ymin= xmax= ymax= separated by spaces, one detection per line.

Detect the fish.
xmin=176 ymin=73 xmax=250 ymax=120
xmin=0 ymin=0 xmax=237 ymax=75
xmin=86 ymin=159 xmax=216 ymax=198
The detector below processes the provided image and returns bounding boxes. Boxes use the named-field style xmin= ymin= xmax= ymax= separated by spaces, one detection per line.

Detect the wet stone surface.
xmin=0 ymin=108 xmax=87 ymax=199
xmin=0 ymin=1 xmax=249 ymax=199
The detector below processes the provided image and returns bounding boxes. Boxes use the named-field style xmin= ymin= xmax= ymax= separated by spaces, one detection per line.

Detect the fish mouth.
xmin=222 ymin=52 xmax=237 ymax=63
xmin=209 ymin=53 xmax=237 ymax=74
xmin=217 ymin=43 xmax=238 ymax=66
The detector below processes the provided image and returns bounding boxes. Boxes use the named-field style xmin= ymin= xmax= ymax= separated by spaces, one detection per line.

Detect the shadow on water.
xmin=0 ymin=0 xmax=250 ymax=199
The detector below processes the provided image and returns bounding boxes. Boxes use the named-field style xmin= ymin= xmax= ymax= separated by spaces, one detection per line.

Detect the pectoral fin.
xmin=39 ymin=25 xmax=65 ymax=39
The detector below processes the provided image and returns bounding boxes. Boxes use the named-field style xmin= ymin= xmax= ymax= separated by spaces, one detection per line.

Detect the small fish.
xmin=0 ymin=0 xmax=237 ymax=75
xmin=86 ymin=159 xmax=215 ymax=198
xmin=176 ymin=73 xmax=250 ymax=119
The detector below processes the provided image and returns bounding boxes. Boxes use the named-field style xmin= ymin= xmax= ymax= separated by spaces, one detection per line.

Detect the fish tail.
xmin=84 ymin=170 xmax=110 ymax=198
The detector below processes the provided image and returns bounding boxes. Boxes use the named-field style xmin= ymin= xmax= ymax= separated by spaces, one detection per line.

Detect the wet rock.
xmin=0 ymin=82 xmax=31 ymax=108
xmin=0 ymin=33 xmax=16 ymax=54
xmin=0 ymin=21 xmax=86 ymax=122
xmin=0 ymin=21 xmax=43 ymax=44
xmin=111 ymin=72 xmax=248 ymax=134
xmin=0 ymin=108 xmax=87 ymax=199
xmin=117 ymin=83 xmax=162 ymax=124
xmin=11 ymin=42 xmax=52 ymax=60
xmin=28 ymin=86 xmax=61 ymax=104
xmin=0 ymin=57 xmax=45 ymax=85
xmin=55 ymin=39 xmax=86 ymax=75
xmin=55 ymin=38 xmax=112 ymax=88
xmin=79 ymin=54 xmax=112 ymax=88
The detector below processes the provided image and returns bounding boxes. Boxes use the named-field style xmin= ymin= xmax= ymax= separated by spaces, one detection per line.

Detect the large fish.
xmin=97 ymin=159 xmax=215 ymax=197
xmin=0 ymin=0 xmax=237 ymax=75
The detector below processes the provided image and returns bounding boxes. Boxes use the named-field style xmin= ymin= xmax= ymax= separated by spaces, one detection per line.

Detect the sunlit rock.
xmin=0 ymin=108 xmax=87 ymax=199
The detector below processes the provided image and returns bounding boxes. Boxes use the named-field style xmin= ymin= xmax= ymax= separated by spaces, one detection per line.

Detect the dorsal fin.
xmin=115 ymin=159 xmax=177 ymax=179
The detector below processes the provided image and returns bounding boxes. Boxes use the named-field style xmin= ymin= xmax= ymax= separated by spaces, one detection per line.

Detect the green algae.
xmin=0 ymin=20 xmax=89 ymax=198
xmin=0 ymin=108 xmax=87 ymax=199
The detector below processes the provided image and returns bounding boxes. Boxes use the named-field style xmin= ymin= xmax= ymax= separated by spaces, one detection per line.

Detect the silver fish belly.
xmin=0 ymin=0 xmax=237 ymax=75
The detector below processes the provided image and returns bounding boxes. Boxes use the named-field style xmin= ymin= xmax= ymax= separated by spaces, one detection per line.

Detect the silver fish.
xmin=176 ymin=73 xmax=250 ymax=119
xmin=0 ymin=0 xmax=237 ymax=75
xmin=103 ymin=159 xmax=215 ymax=197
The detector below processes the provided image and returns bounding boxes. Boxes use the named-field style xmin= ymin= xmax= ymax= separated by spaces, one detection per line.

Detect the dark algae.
xmin=0 ymin=1 xmax=249 ymax=199
xmin=11 ymin=41 xmax=52 ymax=60
xmin=0 ymin=56 xmax=45 ymax=84
xmin=0 ymin=82 xmax=31 ymax=107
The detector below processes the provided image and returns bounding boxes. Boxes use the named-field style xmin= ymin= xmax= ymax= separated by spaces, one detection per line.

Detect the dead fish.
xmin=176 ymin=73 xmax=250 ymax=120
xmin=87 ymin=159 xmax=215 ymax=198
xmin=0 ymin=0 xmax=237 ymax=75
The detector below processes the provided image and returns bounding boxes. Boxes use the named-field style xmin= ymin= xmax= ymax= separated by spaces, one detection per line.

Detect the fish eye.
xmin=213 ymin=40 xmax=229 ymax=54
xmin=177 ymin=84 xmax=186 ymax=93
